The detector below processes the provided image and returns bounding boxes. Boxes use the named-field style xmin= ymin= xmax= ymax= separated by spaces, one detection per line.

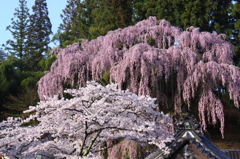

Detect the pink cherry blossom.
xmin=38 ymin=16 xmax=239 ymax=137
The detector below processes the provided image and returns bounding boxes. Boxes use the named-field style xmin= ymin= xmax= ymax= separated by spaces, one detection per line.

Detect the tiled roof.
xmin=221 ymin=149 xmax=240 ymax=159
xmin=145 ymin=114 xmax=231 ymax=159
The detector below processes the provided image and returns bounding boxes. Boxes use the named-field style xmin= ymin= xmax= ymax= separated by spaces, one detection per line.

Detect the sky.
xmin=0 ymin=0 xmax=68 ymax=48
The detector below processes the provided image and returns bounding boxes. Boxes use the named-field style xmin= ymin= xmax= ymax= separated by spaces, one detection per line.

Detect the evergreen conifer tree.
xmin=57 ymin=0 xmax=94 ymax=45
xmin=133 ymin=0 xmax=232 ymax=35
xmin=59 ymin=0 xmax=79 ymax=37
xmin=231 ymin=1 xmax=240 ymax=65
xmin=133 ymin=0 xmax=174 ymax=23
xmin=76 ymin=0 xmax=95 ymax=39
xmin=58 ymin=0 xmax=133 ymax=42
xmin=0 ymin=49 xmax=6 ymax=62
xmin=209 ymin=0 xmax=232 ymax=35
xmin=26 ymin=0 xmax=52 ymax=71
xmin=90 ymin=0 xmax=133 ymax=39
xmin=4 ymin=0 xmax=30 ymax=62
xmin=131 ymin=0 xmax=146 ymax=23
xmin=172 ymin=0 xmax=212 ymax=31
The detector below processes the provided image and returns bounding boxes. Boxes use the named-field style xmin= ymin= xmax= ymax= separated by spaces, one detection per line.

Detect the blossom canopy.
xmin=0 ymin=81 xmax=173 ymax=159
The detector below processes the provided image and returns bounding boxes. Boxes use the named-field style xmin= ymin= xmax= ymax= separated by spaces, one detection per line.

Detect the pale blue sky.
xmin=0 ymin=0 xmax=68 ymax=48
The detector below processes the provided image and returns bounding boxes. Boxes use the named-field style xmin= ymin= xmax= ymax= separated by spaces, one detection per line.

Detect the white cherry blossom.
xmin=0 ymin=81 xmax=173 ymax=159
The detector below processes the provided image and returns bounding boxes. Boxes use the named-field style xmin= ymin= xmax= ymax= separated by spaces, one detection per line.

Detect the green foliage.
xmin=59 ymin=0 xmax=94 ymax=41
xmin=136 ymin=0 xmax=174 ymax=23
xmin=0 ymin=59 xmax=17 ymax=81
xmin=62 ymin=40 xmax=81 ymax=48
xmin=21 ymin=77 xmax=37 ymax=87
xmin=2 ymin=87 xmax=39 ymax=120
xmin=123 ymin=150 xmax=130 ymax=159
xmin=172 ymin=0 xmax=207 ymax=30
xmin=21 ymin=71 xmax=44 ymax=88
xmin=4 ymin=0 xmax=30 ymax=60
xmin=52 ymin=31 xmax=82 ymax=48
xmin=97 ymin=71 xmax=110 ymax=86
xmin=0 ymin=57 xmax=44 ymax=120
xmin=0 ymin=0 xmax=71 ymax=121
xmin=0 ymin=59 xmax=28 ymax=98
xmin=63 ymin=92 xmax=74 ymax=100
xmin=103 ymin=146 xmax=108 ymax=159
xmin=102 ymin=71 xmax=110 ymax=84
xmin=0 ymin=48 xmax=6 ymax=62
xmin=231 ymin=1 xmax=240 ymax=64
xmin=21 ymin=119 xmax=39 ymax=127
xmin=59 ymin=0 xmax=133 ymax=41
xmin=89 ymin=0 xmax=133 ymax=39
xmin=0 ymin=58 xmax=43 ymax=84
xmin=147 ymin=35 xmax=156 ymax=46
xmin=26 ymin=0 xmax=52 ymax=71
xmin=38 ymin=55 xmax=56 ymax=70
xmin=132 ymin=0 xmax=146 ymax=23
xmin=221 ymin=91 xmax=235 ymax=108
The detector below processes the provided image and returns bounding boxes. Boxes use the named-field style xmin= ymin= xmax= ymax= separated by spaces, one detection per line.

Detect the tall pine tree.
xmin=133 ymin=0 xmax=232 ymax=35
xmin=209 ymin=0 xmax=233 ymax=35
xmin=26 ymin=0 xmax=52 ymax=71
xmin=90 ymin=0 xmax=133 ymax=39
xmin=0 ymin=48 xmax=6 ymax=62
xmin=57 ymin=0 xmax=95 ymax=46
xmin=58 ymin=0 xmax=133 ymax=42
xmin=76 ymin=0 xmax=95 ymax=39
xmin=132 ymin=0 xmax=174 ymax=23
xmin=59 ymin=0 xmax=79 ymax=37
xmin=4 ymin=0 xmax=30 ymax=61
xmin=231 ymin=1 xmax=240 ymax=65
xmin=172 ymin=0 xmax=212 ymax=31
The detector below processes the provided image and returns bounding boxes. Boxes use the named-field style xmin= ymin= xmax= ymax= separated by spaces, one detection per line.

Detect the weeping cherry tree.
xmin=38 ymin=17 xmax=240 ymax=137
